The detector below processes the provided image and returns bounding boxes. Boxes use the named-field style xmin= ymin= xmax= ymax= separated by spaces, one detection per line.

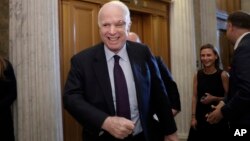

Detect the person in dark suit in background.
xmin=206 ymin=11 xmax=250 ymax=139
xmin=63 ymin=1 xmax=178 ymax=141
xmin=128 ymin=32 xmax=181 ymax=116
xmin=127 ymin=32 xmax=141 ymax=43
xmin=0 ymin=55 xmax=17 ymax=141
xmin=155 ymin=56 xmax=181 ymax=116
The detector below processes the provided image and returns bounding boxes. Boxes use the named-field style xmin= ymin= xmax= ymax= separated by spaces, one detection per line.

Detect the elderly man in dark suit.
xmin=63 ymin=1 xmax=178 ymax=141
xmin=207 ymin=11 xmax=250 ymax=139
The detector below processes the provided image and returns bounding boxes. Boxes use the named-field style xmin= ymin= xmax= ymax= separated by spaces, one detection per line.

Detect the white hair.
xmin=98 ymin=1 xmax=131 ymax=30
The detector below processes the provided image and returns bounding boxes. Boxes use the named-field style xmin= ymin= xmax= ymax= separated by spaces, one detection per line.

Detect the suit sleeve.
xmin=147 ymin=52 xmax=177 ymax=135
xmin=63 ymin=55 xmax=109 ymax=133
xmin=221 ymin=42 xmax=250 ymax=121
xmin=156 ymin=56 xmax=181 ymax=111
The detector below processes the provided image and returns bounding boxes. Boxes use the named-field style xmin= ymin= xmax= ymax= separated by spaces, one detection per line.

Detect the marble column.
xmin=170 ymin=0 xmax=197 ymax=140
xmin=194 ymin=0 xmax=217 ymax=68
xmin=199 ymin=0 xmax=218 ymax=69
xmin=241 ymin=0 xmax=250 ymax=13
xmin=9 ymin=0 xmax=63 ymax=141
xmin=200 ymin=0 xmax=217 ymax=46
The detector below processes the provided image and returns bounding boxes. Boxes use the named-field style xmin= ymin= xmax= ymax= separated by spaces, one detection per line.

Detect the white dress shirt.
xmin=104 ymin=45 xmax=142 ymax=135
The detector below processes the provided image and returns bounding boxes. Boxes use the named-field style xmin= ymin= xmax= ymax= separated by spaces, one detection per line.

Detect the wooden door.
xmin=61 ymin=1 xmax=100 ymax=141
xmin=130 ymin=12 xmax=170 ymax=67
xmin=218 ymin=30 xmax=234 ymax=71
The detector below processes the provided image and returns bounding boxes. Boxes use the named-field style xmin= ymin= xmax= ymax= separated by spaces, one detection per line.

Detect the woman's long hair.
xmin=0 ymin=55 xmax=7 ymax=79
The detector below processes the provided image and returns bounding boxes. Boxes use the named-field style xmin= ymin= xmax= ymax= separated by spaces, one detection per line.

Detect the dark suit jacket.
xmin=155 ymin=56 xmax=181 ymax=111
xmin=63 ymin=41 xmax=177 ymax=141
xmin=221 ymin=33 xmax=250 ymax=126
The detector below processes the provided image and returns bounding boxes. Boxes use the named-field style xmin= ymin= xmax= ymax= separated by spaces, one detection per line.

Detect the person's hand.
xmin=191 ymin=117 xmax=197 ymax=129
xmin=200 ymin=93 xmax=214 ymax=104
xmin=101 ymin=116 xmax=134 ymax=139
xmin=206 ymin=101 xmax=224 ymax=124
xmin=172 ymin=109 xmax=179 ymax=117
xmin=164 ymin=131 xmax=179 ymax=141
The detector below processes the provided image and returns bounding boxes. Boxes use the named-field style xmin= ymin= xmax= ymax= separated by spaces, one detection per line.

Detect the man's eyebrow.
xmin=118 ymin=20 xmax=126 ymax=24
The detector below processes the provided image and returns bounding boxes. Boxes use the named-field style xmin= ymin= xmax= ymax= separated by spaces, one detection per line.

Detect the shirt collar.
xmin=234 ymin=32 xmax=250 ymax=50
xmin=104 ymin=43 xmax=129 ymax=62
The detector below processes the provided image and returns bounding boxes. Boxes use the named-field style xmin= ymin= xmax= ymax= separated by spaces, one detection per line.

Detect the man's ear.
xmin=227 ymin=22 xmax=233 ymax=31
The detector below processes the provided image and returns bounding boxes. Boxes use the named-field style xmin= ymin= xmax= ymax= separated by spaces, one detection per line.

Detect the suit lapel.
xmin=126 ymin=43 xmax=144 ymax=110
xmin=126 ymin=42 xmax=152 ymax=117
xmin=93 ymin=45 xmax=115 ymax=115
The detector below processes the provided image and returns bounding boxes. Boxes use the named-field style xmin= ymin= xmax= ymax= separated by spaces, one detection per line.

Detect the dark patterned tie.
xmin=113 ymin=55 xmax=131 ymax=119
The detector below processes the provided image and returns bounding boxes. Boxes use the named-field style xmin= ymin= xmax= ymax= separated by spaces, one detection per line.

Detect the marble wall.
xmin=170 ymin=0 xmax=197 ymax=139
xmin=9 ymin=0 xmax=63 ymax=140
xmin=241 ymin=0 xmax=250 ymax=13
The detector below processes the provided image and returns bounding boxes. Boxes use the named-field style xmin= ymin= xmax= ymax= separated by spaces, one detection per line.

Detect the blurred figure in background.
xmin=127 ymin=32 xmax=141 ymax=43
xmin=127 ymin=32 xmax=181 ymax=116
xmin=0 ymin=55 xmax=17 ymax=141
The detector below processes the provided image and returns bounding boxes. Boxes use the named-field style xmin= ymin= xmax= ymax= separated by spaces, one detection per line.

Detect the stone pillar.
xmin=9 ymin=0 xmax=63 ymax=141
xmin=200 ymin=0 xmax=217 ymax=46
xmin=199 ymin=0 xmax=218 ymax=69
xmin=241 ymin=0 xmax=250 ymax=13
xmin=194 ymin=0 xmax=217 ymax=68
xmin=170 ymin=0 xmax=197 ymax=140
